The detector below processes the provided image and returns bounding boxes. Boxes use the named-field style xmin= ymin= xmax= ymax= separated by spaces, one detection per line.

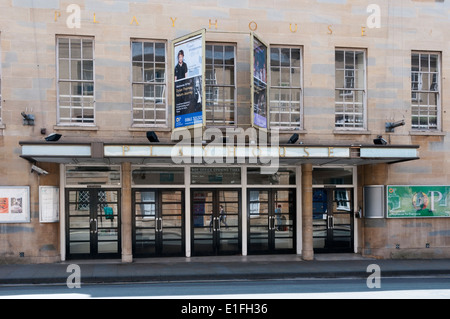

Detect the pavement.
xmin=0 ymin=254 xmax=450 ymax=285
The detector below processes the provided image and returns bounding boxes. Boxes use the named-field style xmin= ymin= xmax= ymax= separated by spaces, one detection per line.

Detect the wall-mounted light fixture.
xmin=45 ymin=133 xmax=62 ymax=142
xmin=21 ymin=112 xmax=35 ymax=126
xmin=147 ymin=131 xmax=160 ymax=143
xmin=385 ymin=120 xmax=405 ymax=133
xmin=287 ymin=133 xmax=299 ymax=144
xmin=373 ymin=135 xmax=387 ymax=145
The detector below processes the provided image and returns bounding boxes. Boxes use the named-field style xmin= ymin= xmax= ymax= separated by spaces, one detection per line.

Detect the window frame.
xmin=130 ymin=39 xmax=168 ymax=127
xmin=269 ymin=45 xmax=303 ymax=130
xmin=411 ymin=51 xmax=441 ymax=132
xmin=334 ymin=48 xmax=367 ymax=131
xmin=56 ymin=36 xmax=96 ymax=126
xmin=205 ymin=42 xmax=237 ymax=128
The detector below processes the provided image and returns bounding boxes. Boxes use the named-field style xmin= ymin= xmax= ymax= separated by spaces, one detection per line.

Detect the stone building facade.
xmin=0 ymin=0 xmax=449 ymax=263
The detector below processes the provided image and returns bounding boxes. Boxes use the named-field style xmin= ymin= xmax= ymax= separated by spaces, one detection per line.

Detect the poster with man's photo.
xmin=0 ymin=187 xmax=30 ymax=223
xmin=252 ymin=35 xmax=268 ymax=130
xmin=173 ymin=31 xmax=205 ymax=130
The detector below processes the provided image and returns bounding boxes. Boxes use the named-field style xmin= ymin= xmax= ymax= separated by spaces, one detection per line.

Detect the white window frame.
xmin=56 ymin=36 xmax=96 ymax=126
xmin=411 ymin=51 xmax=441 ymax=131
xmin=205 ymin=43 xmax=237 ymax=128
xmin=334 ymin=49 xmax=367 ymax=131
xmin=269 ymin=46 xmax=303 ymax=130
xmin=131 ymin=39 xmax=168 ymax=127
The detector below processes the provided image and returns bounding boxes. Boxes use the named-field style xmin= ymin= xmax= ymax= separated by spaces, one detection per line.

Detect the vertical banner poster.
xmin=387 ymin=185 xmax=450 ymax=218
xmin=173 ymin=30 xmax=205 ymax=130
xmin=0 ymin=186 xmax=30 ymax=223
xmin=251 ymin=34 xmax=269 ymax=130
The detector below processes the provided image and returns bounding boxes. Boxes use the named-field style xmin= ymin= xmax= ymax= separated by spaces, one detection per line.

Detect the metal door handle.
xmin=94 ymin=218 xmax=98 ymax=234
xmin=328 ymin=215 xmax=334 ymax=229
xmin=269 ymin=216 xmax=275 ymax=230
xmin=158 ymin=218 xmax=163 ymax=232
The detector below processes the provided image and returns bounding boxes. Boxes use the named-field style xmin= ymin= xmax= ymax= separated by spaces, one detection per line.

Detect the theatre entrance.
xmin=191 ymin=189 xmax=241 ymax=256
xmin=313 ymin=188 xmax=354 ymax=253
xmin=247 ymin=189 xmax=296 ymax=254
xmin=132 ymin=189 xmax=185 ymax=257
xmin=66 ymin=189 xmax=121 ymax=259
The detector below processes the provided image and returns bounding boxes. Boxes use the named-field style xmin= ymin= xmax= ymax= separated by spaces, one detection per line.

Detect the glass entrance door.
xmin=191 ymin=190 xmax=241 ymax=256
xmin=66 ymin=189 xmax=121 ymax=259
xmin=133 ymin=190 xmax=184 ymax=257
xmin=313 ymin=188 xmax=354 ymax=253
xmin=248 ymin=189 xmax=296 ymax=254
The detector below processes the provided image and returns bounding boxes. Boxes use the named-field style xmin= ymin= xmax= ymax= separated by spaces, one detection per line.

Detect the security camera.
xmin=31 ymin=165 xmax=49 ymax=176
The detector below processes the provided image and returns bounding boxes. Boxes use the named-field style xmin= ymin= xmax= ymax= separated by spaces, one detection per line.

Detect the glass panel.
xmin=82 ymin=40 xmax=93 ymax=60
xmin=206 ymin=45 xmax=213 ymax=65
xmin=247 ymin=168 xmax=295 ymax=185
xmin=59 ymin=60 xmax=70 ymax=80
xmin=70 ymin=242 xmax=90 ymax=254
xmin=82 ymin=61 xmax=93 ymax=81
xmin=98 ymin=242 xmax=118 ymax=254
xmin=59 ymin=38 xmax=70 ymax=59
xmin=144 ymin=63 xmax=154 ymax=82
xmin=143 ymin=42 xmax=154 ymax=62
xmin=430 ymin=54 xmax=438 ymax=72
xmin=70 ymin=229 xmax=90 ymax=241
xmin=155 ymin=42 xmax=165 ymax=63
xmin=191 ymin=167 xmax=241 ymax=185
xmin=135 ymin=241 xmax=156 ymax=255
xmin=66 ymin=166 xmax=121 ymax=186
xmin=411 ymin=54 xmax=420 ymax=71
xmin=98 ymin=229 xmax=118 ymax=242
xmin=225 ymin=46 xmax=235 ymax=65
xmin=132 ymin=42 xmax=143 ymax=62
xmin=313 ymin=168 xmax=353 ymax=185
xmin=69 ymin=216 xmax=90 ymax=228
xmin=70 ymin=39 xmax=81 ymax=59
xmin=71 ymin=60 xmax=82 ymax=80
xmin=132 ymin=167 xmax=184 ymax=185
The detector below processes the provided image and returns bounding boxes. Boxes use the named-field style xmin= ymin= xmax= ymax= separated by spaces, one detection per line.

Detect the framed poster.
xmin=172 ymin=29 xmax=206 ymax=130
xmin=39 ymin=186 xmax=60 ymax=223
xmin=387 ymin=185 xmax=450 ymax=218
xmin=0 ymin=186 xmax=30 ymax=223
xmin=251 ymin=33 xmax=269 ymax=131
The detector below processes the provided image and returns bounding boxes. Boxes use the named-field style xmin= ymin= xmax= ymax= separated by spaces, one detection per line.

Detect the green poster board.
xmin=387 ymin=186 xmax=450 ymax=218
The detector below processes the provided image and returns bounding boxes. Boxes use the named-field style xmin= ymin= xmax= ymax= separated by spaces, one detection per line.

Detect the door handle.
xmin=158 ymin=218 xmax=163 ymax=232
xmin=269 ymin=216 xmax=275 ymax=230
xmin=214 ymin=217 xmax=220 ymax=231
xmin=328 ymin=215 xmax=334 ymax=229
xmin=94 ymin=218 xmax=98 ymax=234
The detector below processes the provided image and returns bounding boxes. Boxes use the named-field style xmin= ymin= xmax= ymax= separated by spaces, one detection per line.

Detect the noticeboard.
xmin=39 ymin=186 xmax=60 ymax=223
xmin=387 ymin=185 xmax=450 ymax=218
xmin=0 ymin=186 xmax=30 ymax=223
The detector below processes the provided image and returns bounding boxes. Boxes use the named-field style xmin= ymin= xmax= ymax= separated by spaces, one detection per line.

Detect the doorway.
xmin=132 ymin=189 xmax=185 ymax=257
xmin=66 ymin=189 xmax=121 ymax=259
xmin=191 ymin=189 xmax=241 ymax=256
xmin=313 ymin=188 xmax=354 ymax=253
xmin=248 ymin=189 xmax=296 ymax=254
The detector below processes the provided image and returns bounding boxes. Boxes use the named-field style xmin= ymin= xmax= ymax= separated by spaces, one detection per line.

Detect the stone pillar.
xmin=121 ymin=162 xmax=133 ymax=263
xmin=302 ymin=164 xmax=314 ymax=261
